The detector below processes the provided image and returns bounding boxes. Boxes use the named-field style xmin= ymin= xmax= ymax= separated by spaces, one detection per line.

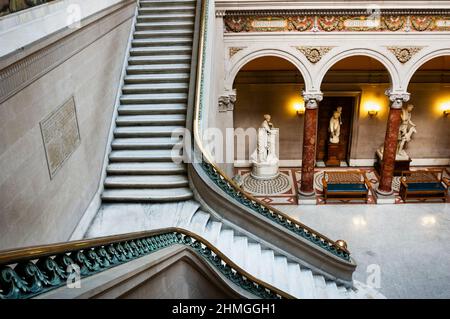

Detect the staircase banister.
xmin=0 ymin=227 xmax=294 ymax=299
xmin=191 ymin=0 xmax=350 ymax=260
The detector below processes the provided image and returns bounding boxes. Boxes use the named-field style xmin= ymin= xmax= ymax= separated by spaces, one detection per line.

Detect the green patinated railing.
xmin=0 ymin=228 xmax=293 ymax=299
xmin=192 ymin=0 xmax=351 ymax=261
xmin=0 ymin=1 xmax=55 ymax=17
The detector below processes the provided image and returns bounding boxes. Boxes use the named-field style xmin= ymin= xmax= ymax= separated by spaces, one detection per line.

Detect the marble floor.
xmin=275 ymin=203 xmax=450 ymax=299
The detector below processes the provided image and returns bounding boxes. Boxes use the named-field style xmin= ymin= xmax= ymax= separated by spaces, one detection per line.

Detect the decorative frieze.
xmin=296 ymin=46 xmax=333 ymax=63
xmin=387 ymin=47 xmax=424 ymax=63
xmin=224 ymin=14 xmax=450 ymax=33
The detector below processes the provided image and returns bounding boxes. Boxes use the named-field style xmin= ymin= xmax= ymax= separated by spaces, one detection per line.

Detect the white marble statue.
xmin=397 ymin=104 xmax=416 ymax=159
xmin=329 ymin=109 xmax=341 ymax=144
xmin=377 ymin=104 xmax=417 ymax=160
xmin=250 ymin=114 xmax=279 ymax=179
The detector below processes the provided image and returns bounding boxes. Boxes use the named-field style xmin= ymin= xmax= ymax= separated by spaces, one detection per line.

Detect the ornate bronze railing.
xmin=0 ymin=1 xmax=56 ymax=17
xmin=0 ymin=228 xmax=294 ymax=299
xmin=192 ymin=0 xmax=350 ymax=261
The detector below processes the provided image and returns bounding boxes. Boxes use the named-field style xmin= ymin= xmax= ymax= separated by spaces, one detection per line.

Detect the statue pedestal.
xmin=251 ymin=161 xmax=279 ymax=180
xmin=375 ymin=150 xmax=411 ymax=176
xmin=325 ymin=143 xmax=343 ymax=167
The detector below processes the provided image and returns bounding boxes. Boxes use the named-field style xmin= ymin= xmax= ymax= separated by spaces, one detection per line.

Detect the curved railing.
xmin=0 ymin=228 xmax=294 ymax=299
xmin=191 ymin=0 xmax=350 ymax=261
xmin=0 ymin=1 xmax=56 ymax=17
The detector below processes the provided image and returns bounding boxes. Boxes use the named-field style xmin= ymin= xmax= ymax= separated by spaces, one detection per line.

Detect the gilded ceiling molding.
xmin=296 ymin=47 xmax=333 ymax=63
xmin=229 ymin=47 xmax=246 ymax=58
xmin=387 ymin=47 xmax=424 ymax=63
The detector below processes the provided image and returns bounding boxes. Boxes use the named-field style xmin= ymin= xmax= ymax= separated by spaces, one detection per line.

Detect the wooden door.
xmin=316 ymin=96 xmax=355 ymax=163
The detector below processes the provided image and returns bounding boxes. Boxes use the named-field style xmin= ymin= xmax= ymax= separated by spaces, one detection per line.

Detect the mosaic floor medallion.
xmin=242 ymin=173 xmax=291 ymax=195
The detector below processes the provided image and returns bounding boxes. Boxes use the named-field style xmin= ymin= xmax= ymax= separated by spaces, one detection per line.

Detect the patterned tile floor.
xmin=235 ymin=166 xmax=450 ymax=205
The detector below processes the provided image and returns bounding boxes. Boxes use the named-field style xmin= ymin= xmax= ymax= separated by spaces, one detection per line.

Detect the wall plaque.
xmin=40 ymin=97 xmax=81 ymax=179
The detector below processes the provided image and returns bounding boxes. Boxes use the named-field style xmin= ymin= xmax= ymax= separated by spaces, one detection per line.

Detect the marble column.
xmin=299 ymin=93 xmax=323 ymax=196
xmin=377 ymin=91 xmax=410 ymax=195
xmin=218 ymin=90 xmax=236 ymax=176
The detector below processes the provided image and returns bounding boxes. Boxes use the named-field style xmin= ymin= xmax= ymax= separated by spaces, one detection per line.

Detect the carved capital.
xmin=387 ymin=46 xmax=423 ymax=63
xmin=296 ymin=46 xmax=333 ymax=63
xmin=385 ymin=89 xmax=410 ymax=109
xmin=302 ymin=91 xmax=323 ymax=109
xmin=218 ymin=90 xmax=237 ymax=112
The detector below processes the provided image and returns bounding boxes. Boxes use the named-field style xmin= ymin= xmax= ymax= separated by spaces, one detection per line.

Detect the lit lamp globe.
xmin=294 ymin=102 xmax=305 ymax=116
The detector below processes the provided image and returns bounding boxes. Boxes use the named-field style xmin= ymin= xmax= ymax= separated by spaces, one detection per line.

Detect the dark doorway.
xmin=316 ymin=96 xmax=356 ymax=164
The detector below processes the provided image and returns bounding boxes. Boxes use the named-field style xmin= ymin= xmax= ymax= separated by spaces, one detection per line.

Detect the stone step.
xmin=137 ymin=13 xmax=194 ymax=23
xmin=120 ymin=93 xmax=188 ymax=104
xmin=107 ymin=162 xmax=186 ymax=175
xmin=109 ymin=150 xmax=182 ymax=162
xmin=203 ymin=221 xmax=222 ymax=245
xmin=187 ymin=211 xmax=210 ymax=234
xmin=126 ymin=64 xmax=190 ymax=75
xmin=313 ymin=275 xmax=329 ymax=299
xmin=130 ymin=46 xmax=192 ymax=56
xmin=132 ymin=38 xmax=192 ymax=47
xmin=102 ymin=187 xmax=193 ymax=202
xmin=118 ymin=104 xmax=187 ymax=115
xmin=134 ymin=30 xmax=193 ymax=39
xmin=104 ymin=175 xmax=189 ymax=189
xmin=298 ymin=269 xmax=316 ymax=299
xmin=112 ymin=137 xmax=182 ymax=150
xmin=116 ymin=114 xmax=186 ymax=126
xmin=128 ymin=55 xmax=192 ymax=65
xmin=135 ymin=21 xmax=194 ymax=31
xmin=122 ymin=83 xmax=188 ymax=94
xmin=139 ymin=0 xmax=196 ymax=8
xmin=114 ymin=126 xmax=183 ymax=137
xmin=138 ymin=6 xmax=195 ymax=15
xmin=124 ymin=73 xmax=189 ymax=84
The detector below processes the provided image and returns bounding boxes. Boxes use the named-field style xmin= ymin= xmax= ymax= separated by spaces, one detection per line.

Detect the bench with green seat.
xmin=322 ymin=171 xmax=371 ymax=203
xmin=399 ymin=170 xmax=449 ymax=202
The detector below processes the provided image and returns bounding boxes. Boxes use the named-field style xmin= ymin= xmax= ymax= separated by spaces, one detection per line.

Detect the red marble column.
xmin=299 ymin=94 xmax=321 ymax=196
xmin=377 ymin=93 xmax=409 ymax=195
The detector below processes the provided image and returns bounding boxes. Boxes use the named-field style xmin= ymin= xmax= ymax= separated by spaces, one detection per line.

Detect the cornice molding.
xmin=222 ymin=9 xmax=450 ymax=17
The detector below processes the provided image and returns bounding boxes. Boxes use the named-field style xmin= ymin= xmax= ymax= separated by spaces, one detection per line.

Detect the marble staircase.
xmin=87 ymin=201 xmax=383 ymax=299
xmin=102 ymin=0 xmax=196 ymax=203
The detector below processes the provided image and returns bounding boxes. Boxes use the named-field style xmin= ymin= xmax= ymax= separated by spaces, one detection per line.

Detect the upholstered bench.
xmin=322 ymin=171 xmax=371 ymax=203
xmin=399 ymin=170 xmax=449 ymax=202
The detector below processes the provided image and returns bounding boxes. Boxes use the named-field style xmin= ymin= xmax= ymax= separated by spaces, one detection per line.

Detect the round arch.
xmin=225 ymin=48 xmax=313 ymax=92
xmin=403 ymin=49 xmax=450 ymax=89
xmin=315 ymin=48 xmax=400 ymax=91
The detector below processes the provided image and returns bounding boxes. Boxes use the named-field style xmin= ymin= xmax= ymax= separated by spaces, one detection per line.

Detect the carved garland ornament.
xmin=296 ymin=46 xmax=333 ymax=63
xmin=387 ymin=47 xmax=423 ymax=63
xmin=229 ymin=47 xmax=245 ymax=58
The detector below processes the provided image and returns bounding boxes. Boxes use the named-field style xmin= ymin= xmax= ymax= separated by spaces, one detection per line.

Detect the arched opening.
xmin=405 ymin=55 xmax=450 ymax=162
xmin=319 ymin=55 xmax=392 ymax=166
xmin=232 ymin=55 xmax=305 ymax=169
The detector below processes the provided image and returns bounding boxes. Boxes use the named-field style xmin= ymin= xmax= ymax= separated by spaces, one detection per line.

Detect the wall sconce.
xmin=442 ymin=103 xmax=450 ymax=116
xmin=366 ymin=103 xmax=380 ymax=117
xmin=294 ymin=102 xmax=305 ymax=116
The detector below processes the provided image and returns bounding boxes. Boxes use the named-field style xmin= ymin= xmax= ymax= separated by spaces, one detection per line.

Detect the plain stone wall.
xmin=0 ymin=17 xmax=132 ymax=250
xmin=233 ymin=82 xmax=450 ymax=163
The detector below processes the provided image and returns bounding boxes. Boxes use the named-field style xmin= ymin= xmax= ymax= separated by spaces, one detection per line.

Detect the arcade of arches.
xmin=221 ymin=55 xmax=449 ymax=204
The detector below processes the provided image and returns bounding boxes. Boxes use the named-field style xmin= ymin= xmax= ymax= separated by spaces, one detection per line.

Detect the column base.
xmin=376 ymin=187 xmax=394 ymax=196
xmin=375 ymin=189 xmax=396 ymax=204
xmin=298 ymin=191 xmax=316 ymax=205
